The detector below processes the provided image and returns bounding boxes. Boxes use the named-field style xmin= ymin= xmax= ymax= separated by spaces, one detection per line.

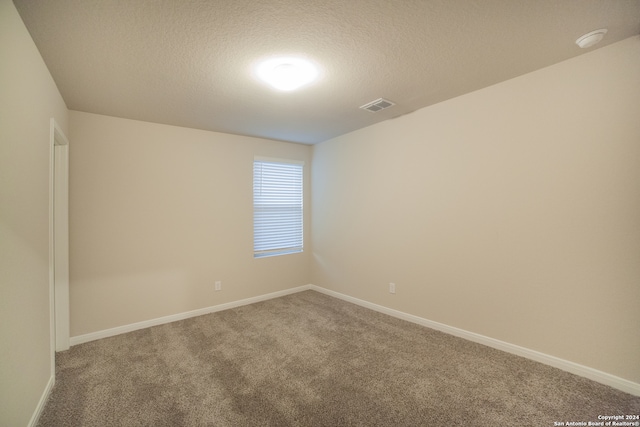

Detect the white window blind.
xmin=253 ymin=159 xmax=303 ymax=258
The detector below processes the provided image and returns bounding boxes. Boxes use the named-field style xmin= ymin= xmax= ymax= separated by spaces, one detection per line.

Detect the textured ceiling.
xmin=13 ymin=0 xmax=640 ymax=144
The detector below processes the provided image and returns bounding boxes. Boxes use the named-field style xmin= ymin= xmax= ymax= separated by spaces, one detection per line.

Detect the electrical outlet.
xmin=214 ymin=281 xmax=222 ymax=291
xmin=389 ymin=282 xmax=396 ymax=294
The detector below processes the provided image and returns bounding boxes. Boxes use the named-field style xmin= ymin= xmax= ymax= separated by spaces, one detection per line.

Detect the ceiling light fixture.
xmin=255 ymin=57 xmax=319 ymax=91
xmin=575 ymin=29 xmax=608 ymax=49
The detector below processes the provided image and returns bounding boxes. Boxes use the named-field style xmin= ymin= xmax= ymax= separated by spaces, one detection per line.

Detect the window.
xmin=253 ymin=158 xmax=304 ymax=258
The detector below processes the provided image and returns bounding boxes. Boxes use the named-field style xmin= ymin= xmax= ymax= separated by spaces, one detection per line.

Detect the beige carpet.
xmin=38 ymin=290 xmax=639 ymax=426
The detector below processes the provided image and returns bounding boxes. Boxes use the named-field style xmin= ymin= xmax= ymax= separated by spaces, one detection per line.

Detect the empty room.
xmin=2 ymin=0 xmax=640 ymax=425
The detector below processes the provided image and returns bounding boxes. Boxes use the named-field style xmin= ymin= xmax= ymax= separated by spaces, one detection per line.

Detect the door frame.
xmin=49 ymin=118 xmax=70 ymax=372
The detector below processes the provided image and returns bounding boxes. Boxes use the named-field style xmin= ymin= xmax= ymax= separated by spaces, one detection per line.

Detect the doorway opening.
xmin=49 ymin=118 xmax=69 ymax=372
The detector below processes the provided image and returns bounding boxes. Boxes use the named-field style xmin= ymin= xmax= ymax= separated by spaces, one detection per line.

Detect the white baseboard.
xmin=28 ymin=374 xmax=54 ymax=427
xmin=69 ymin=283 xmax=639 ymax=397
xmin=70 ymin=285 xmax=312 ymax=346
xmin=308 ymin=285 xmax=640 ymax=397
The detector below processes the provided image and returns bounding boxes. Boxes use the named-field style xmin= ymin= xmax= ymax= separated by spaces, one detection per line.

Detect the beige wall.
xmin=0 ymin=0 xmax=69 ymax=425
xmin=68 ymin=111 xmax=312 ymax=336
xmin=311 ymin=36 xmax=640 ymax=383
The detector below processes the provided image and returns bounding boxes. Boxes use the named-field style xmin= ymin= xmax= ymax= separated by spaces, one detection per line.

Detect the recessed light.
xmin=255 ymin=57 xmax=319 ymax=91
xmin=575 ymin=29 xmax=607 ymax=49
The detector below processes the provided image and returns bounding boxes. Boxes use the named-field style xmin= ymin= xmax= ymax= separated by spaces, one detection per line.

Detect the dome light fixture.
xmin=255 ymin=57 xmax=319 ymax=91
xmin=575 ymin=29 xmax=608 ymax=49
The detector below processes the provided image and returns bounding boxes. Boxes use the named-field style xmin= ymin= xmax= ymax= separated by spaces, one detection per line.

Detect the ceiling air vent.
xmin=359 ymin=98 xmax=395 ymax=113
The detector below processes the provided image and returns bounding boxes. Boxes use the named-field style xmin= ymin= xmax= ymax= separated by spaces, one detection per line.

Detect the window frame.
xmin=253 ymin=157 xmax=304 ymax=259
